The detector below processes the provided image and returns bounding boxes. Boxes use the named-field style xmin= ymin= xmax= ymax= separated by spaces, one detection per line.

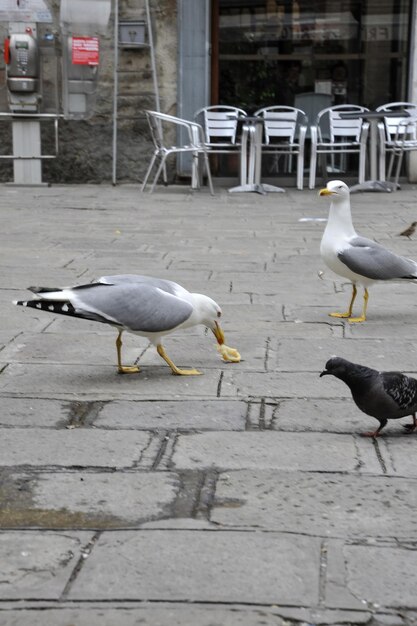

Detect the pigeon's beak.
xmin=212 ymin=321 xmax=225 ymax=345
xmin=319 ymin=188 xmax=334 ymax=196
xmin=320 ymin=369 xmax=330 ymax=377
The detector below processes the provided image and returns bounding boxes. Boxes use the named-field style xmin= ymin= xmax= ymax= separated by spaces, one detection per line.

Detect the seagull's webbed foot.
xmin=347 ymin=315 xmax=367 ymax=324
xmin=348 ymin=288 xmax=369 ymax=324
xmin=157 ymin=344 xmax=202 ymax=376
xmin=116 ymin=330 xmax=141 ymax=375
xmin=329 ymin=285 xmax=358 ymax=320
xmin=329 ymin=311 xmax=353 ymax=319
xmin=118 ymin=365 xmax=141 ymax=374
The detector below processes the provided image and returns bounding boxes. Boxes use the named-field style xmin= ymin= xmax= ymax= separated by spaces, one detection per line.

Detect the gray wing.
xmin=338 ymin=236 xmax=417 ymax=280
xmin=381 ymin=371 xmax=417 ymax=411
xmin=71 ymin=282 xmax=193 ymax=332
xmin=97 ymin=274 xmax=180 ymax=296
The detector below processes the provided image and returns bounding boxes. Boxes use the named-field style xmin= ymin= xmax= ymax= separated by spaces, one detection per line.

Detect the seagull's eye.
xmin=217 ymin=311 xmax=221 ymax=318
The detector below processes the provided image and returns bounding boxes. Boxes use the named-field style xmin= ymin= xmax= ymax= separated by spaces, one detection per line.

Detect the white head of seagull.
xmin=319 ymin=179 xmax=417 ymax=323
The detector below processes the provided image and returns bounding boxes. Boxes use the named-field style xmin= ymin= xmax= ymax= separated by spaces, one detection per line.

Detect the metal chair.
xmin=387 ymin=116 xmax=417 ymax=187
xmin=194 ymin=105 xmax=247 ymax=156
xmin=309 ymin=104 xmax=370 ymax=189
xmin=141 ymin=110 xmax=214 ymax=194
xmin=294 ymin=92 xmax=332 ymax=140
xmin=254 ymin=105 xmax=308 ymax=190
xmin=375 ymin=102 xmax=417 ymax=181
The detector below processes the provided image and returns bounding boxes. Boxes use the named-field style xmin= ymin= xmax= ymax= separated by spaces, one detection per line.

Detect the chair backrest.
xmin=317 ymin=104 xmax=369 ymax=142
xmin=254 ymin=106 xmax=307 ymax=144
xmin=294 ymin=92 xmax=332 ymax=138
xmin=146 ymin=110 xmax=202 ymax=150
xmin=376 ymin=102 xmax=417 ymax=140
xmin=194 ymin=105 xmax=247 ymax=144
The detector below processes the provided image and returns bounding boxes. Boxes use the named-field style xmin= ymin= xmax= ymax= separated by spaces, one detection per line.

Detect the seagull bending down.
xmin=320 ymin=357 xmax=417 ymax=437
xmin=319 ymin=180 xmax=417 ymax=322
xmin=14 ymin=274 xmax=241 ymax=375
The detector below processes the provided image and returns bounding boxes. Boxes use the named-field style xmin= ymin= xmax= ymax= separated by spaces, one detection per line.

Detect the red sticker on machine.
xmin=72 ymin=37 xmax=99 ymax=66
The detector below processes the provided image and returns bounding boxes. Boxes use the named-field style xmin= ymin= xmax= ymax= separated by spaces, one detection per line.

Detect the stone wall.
xmin=0 ymin=0 xmax=178 ymax=184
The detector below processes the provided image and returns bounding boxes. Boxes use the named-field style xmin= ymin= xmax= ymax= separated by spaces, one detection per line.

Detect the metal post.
xmin=12 ymin=119 xmax=42 ymax=184
xmin=145 ymin=0 xmax=160 ymax=112
xmin=112 ymin=0 xmax=119 ymax=185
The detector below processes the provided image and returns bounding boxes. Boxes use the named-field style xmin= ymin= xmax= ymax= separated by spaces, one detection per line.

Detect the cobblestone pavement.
xmin=1 ymin=182 xmax=417 ymax=626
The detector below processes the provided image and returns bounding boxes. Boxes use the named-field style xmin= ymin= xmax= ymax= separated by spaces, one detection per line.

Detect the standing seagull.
xmin=320 ymin=357 xmax=417 ymax=437
xmin=14 ymin=274 xmax=241 ymax=375
xmin=319 ymin=180 xmax=417 ymax=322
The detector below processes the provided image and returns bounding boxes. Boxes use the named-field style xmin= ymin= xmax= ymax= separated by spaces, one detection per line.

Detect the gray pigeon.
xmin=320 ymin=357 xmax=417 ymax=437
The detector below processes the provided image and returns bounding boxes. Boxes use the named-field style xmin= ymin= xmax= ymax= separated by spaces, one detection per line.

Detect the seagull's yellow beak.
xmin=319 ymin=188 xmax=334 ymax=196
xmin=212 ymin=321 xmax=225 ymax=345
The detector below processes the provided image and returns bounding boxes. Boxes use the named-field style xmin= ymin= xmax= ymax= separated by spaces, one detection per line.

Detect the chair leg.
xmin=378 ymin=147 xmax=386 ymax=182
xmin=297 ymin=151 xmax=303 ymax=190
xmin=359 ymin=148 xmax=366 ymax=184
xmin=141 ymin=152 xmax=158 ymax=192
xmin=203 ymin=152 xmax=214 ymax=195
xmin=394 ymin=151 xmax=404 ymax=186
xmin=149 ymin=155 xmax=168 ymax=193
xmin=309 ymin=150 xmax=317 ymax=189
xmin=387 ymin=150 xmax=397 ymax=181
xmin=191 ymin=152 xmax=200 ymax=189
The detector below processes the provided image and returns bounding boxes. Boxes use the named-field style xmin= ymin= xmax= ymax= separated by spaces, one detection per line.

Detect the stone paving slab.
xmin=222 ymin=371 xmax=350 ymax=398
xmin=0 ymin=531 xmax=91 ymax=599
xmin=0 ymin=397 xmax=70 ymax=428
xmin=266 ymin=397 xmax=406 ymax=435
xmin=211 ymin=470 xmax=417 ymax=538
xmin=284 ymin=300 xmax=417 ymax=324
xmin=272 ymin=337 xmax=417 ymax=372
xmin=170 ymin=431 xmax=381 ymax=473
xmin=384 ymin=436 xmax=417 ymax=477
xmin=69 ymin=530 xmax=321 ymax=605
xmin=325 ymin=540 xmax=417 ymax=610
xmin=346 ymin=321 xmax=417 ymax=339
xmin=0 ymin=605 xmax=295 ymax=626
xmin=0 ymin=471 xmax=179 ymax=527
xmin=95 ymin=399 xmax=248 ymax=430
xmin=0 ymin=363 xmax=227 ymax=400
xmin=0 ymin=429 xmax=154 ymax=468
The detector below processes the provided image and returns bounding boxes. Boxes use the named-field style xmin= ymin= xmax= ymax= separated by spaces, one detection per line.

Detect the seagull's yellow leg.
xmin=116 ymin=330 xmax=141 ymax=374
xmin=329 ymin=284 xmax=357 ymax=319
xmin=348 ymin=288 xmax=369 ymax=323
xmin=157 ymin=344 xmax=202 ymax=376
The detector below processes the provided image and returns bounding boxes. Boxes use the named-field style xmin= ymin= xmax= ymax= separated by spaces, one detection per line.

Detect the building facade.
xmin=1 ymin=0 xmax=416 ymax=184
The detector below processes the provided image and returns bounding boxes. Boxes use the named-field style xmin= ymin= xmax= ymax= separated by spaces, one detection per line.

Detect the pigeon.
xmin=14 ymin=274 xmax=241 ymax=376
xmin=319 ymin=180 xmax=417 ymax=322
xmin=320 ymin=356 xmax=417 ymax=437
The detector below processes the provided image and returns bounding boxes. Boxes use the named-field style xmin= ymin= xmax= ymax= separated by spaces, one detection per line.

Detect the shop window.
xmin=214 ymin=0 xmax=411 ymax=112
